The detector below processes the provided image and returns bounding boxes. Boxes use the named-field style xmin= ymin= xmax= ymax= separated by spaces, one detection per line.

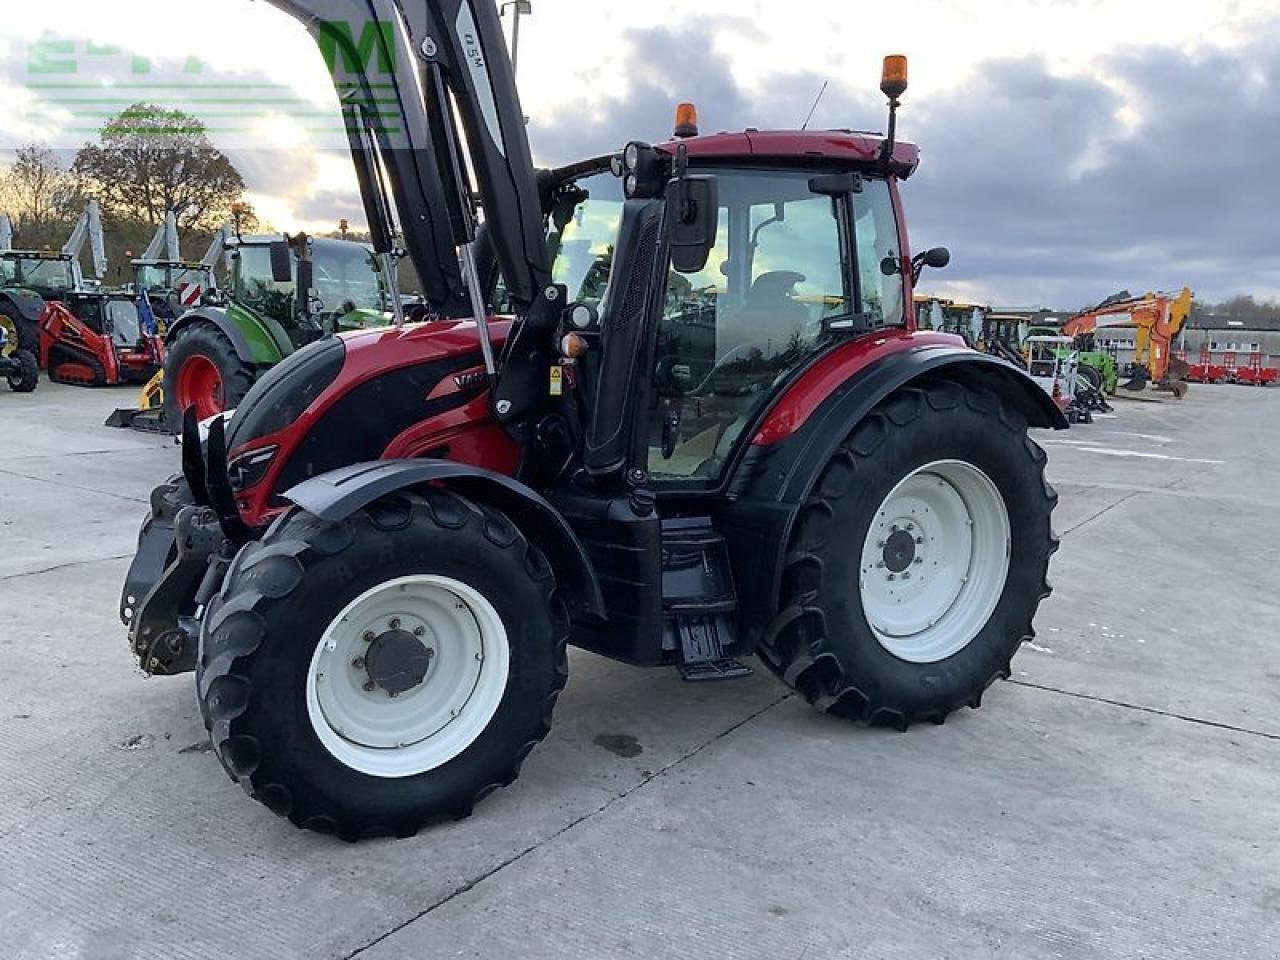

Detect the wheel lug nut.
xmin=887 ymin=573 xmax=896 ymax=581
xmin=414 ymin=626 xmax=425 ymax=637
xmin=388 ymin=690 xmax=399 ymax=698
xmin=877 ymin=540 xmax=886 ymax=548
xmin=914 ymin=557 xmax=923 ymax=565
xmin=351 ymin=657 xmax=365 ymax=669
xmin=876 ymin=561 xmax=885 ymax=568
xmin=388 ymin=617 xmax=401 ymax=629
xmin=915 ymin=536 xmax=924 ymax=545
xmin=424 ymin=648 xmax=435 ymax=660
xmin=903 ymin=572 xmax=911 ymax=580
xmin=362 ymin=680 xmax=375 ymax=692
xmin=362 ymin=631 xmax=375 ymax=642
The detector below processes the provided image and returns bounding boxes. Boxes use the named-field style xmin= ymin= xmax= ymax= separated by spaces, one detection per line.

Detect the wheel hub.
xmin=882 ymin=528 xmax=917 ymax=573
xmin=364 ymin=628 xmax=434 ymax=695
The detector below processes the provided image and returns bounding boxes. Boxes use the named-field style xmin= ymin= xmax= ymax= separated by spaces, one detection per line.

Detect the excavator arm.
xmin=1063 ymin=287 xmax=1193 ymax=391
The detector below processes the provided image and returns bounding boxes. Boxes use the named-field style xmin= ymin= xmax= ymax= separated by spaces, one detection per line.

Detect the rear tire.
xmin=6 ymin=349 xmax=38 ymax=392
xmin=196 ymin=489 xmax=569 ymax=840
xmin=759 ymin=381 xmax=1058 ymax=728
xmin=163 ymin=322 xmax=255 ymax=428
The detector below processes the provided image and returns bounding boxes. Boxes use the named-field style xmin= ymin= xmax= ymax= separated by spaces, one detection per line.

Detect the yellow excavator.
xmin=1063 ymin=287 xmax=1193 ymax=398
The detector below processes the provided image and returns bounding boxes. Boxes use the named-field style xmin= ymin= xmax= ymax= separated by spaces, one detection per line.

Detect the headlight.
xmin=228 ymin=444 xmax=278 ymax=491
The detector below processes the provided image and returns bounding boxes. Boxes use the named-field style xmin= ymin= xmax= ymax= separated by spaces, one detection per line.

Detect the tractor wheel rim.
xmin=859 ymin=459 xmax=1011 ymax=663
xmin=306 ymin=574 xmax=509 ymax=778
xmin=175 ymin=356 xmax=223 ymax=420
xmin=0 ymin=316 xmax=16 ymax=358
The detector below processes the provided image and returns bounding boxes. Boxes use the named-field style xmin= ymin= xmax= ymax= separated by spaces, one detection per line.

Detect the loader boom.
xmin=266 ymin=0 xmax=548 ymax=310
xmin=141 ymin=212 xmax=182 ymax=262
xmin=62 ymin=200 xmax=108 ymax=281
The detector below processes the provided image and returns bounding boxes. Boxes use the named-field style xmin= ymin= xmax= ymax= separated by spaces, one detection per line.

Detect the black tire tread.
xmin=758 ymin=381 xmax=1059 ymax=728
xmin=197 ymin=489 xmax=569 ymax=840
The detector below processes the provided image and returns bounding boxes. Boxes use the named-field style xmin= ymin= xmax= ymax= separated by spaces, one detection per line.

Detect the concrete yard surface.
xmin=0 ymin=382 xmax=1277 ymax=959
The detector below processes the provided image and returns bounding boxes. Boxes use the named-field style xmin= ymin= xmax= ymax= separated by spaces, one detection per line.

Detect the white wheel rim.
xmin=859 ymin=459 xmax=1011 ymax=663
xmin=305 ymin=574 xmax=509 ymax=778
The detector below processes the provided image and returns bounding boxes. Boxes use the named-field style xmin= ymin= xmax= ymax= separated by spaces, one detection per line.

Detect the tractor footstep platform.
xmin=678 ymin=658 xmax=753 ymax=682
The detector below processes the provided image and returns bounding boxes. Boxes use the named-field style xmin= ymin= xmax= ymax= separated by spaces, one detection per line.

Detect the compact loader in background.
xmin=105 ymin=217 xmax=229 ymax=431
xmin=121 ymin=0 xmax=1064 ymax=840
xmin=1064 ymin=287 xmax=1193 ymax=397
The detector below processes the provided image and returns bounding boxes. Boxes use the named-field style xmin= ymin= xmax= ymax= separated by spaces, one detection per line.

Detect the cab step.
xmin=661 ymin=517 xmax=752 ymax=681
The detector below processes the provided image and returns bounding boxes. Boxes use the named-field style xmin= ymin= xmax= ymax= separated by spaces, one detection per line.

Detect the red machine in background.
xmin=0 ymin=201 xmax=164 ymax=386
xmin=1186 ymin=345 xmax=1278 ymax=386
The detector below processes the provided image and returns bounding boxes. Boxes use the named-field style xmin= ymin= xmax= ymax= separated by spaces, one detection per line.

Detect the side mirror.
xmin=268 ymin=241 xmax=293 ymax=283
xmin=667 ymin=174 xmax=719 ymax=274
xmin=910 ymin=246 xmax=951 ymax=284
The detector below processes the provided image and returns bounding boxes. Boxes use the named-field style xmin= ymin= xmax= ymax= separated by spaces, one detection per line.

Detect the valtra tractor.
xmin=121 ymin=0 xmax=1065 ymax=840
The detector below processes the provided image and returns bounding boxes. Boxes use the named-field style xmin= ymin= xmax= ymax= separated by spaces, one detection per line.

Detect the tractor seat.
xmin=718 ymin=271 xmax=809 ymax=357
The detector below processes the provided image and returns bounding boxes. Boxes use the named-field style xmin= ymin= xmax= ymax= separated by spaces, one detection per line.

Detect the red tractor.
xmin=121 ymin=0 xmax=1064 ymax=840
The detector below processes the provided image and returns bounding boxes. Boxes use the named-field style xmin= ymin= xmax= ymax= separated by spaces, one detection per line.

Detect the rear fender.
xmin=284 ymin=460 xmax=606 ymax=621
xmin=718 ymin=346 xmax=1067 ymax=648
xmin=0 ymin=289 xmax=45 ymax=325
xmin=167 ymin=307 xmax=284 ymax=365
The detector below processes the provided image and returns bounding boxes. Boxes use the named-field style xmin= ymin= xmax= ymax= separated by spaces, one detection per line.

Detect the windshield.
xmin=0 ymin=254 xmax=75 ymax=292
xmin=548 ymin=172 xmax=625 ymax=312
xmin=314 ymin=243 xmax=387 ymax=314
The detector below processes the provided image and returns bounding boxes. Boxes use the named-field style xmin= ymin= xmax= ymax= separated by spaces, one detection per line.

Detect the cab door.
xmin=644 ymin=169 xmax=905 ymax=488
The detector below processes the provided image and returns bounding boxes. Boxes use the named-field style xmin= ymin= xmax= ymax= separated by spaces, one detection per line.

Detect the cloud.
xmin=529 ymin=19 xmax=1280 ymax=308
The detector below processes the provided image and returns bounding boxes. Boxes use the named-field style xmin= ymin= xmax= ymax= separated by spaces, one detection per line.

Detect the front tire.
xmin=163 ymin=323 xmax=255 ymax=427
xmin=760 ymin=381 xmax=1058 ymax=728
xmin=196 ymin=490 xmax=569 ymax=839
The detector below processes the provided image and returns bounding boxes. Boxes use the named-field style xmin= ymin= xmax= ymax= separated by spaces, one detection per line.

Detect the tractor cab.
xmin=0 ymin=250 xmax=80 ymax=301
xmin=547 ymin=138 xmax=908 ymax=484
xmin=228 ymin=235 xmax=393 ymax=347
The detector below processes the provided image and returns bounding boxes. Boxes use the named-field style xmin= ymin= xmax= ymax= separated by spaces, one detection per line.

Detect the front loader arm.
xmin=266 ymin=0 xmax=549 ymax=315
xmin=267 ymin=0 xmax=468 ymax=314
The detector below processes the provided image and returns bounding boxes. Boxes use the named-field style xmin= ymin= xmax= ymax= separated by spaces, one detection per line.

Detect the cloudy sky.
xmin=1 ymin=0 xmax=1277 ymax=309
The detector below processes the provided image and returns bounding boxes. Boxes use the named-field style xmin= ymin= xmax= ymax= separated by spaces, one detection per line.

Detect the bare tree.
xmin=72 ymin=104 xmax=247 ymax=236
xmin=0 ymin=144 xmax=83 ymax=246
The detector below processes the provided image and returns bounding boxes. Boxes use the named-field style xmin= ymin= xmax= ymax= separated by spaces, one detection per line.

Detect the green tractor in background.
xmin=160 ymin=233 xmax=400 ymax=425
xmin=1025 ymin=325 xmax=1118 ymax=396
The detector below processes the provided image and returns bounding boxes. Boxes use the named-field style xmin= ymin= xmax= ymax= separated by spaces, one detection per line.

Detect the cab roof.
xmin=667 ymin=129 xmax=920 ymax=178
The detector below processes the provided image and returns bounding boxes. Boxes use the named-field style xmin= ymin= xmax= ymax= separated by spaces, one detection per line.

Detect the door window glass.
xmin=648 ymin=169 xmax=854 ymax=482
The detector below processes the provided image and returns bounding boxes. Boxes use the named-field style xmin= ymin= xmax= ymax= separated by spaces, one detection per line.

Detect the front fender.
xmin=284 ymin=460 xmax=607 ymax=621
xmin=167 ymin=306 xmax=285 ymax=365
xmin=0 ymin=289 xmax=46 ymax=325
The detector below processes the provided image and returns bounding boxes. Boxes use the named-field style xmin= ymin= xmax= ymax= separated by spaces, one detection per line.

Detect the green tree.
xmin=72 ymin=104 xmax=247 ymax=236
